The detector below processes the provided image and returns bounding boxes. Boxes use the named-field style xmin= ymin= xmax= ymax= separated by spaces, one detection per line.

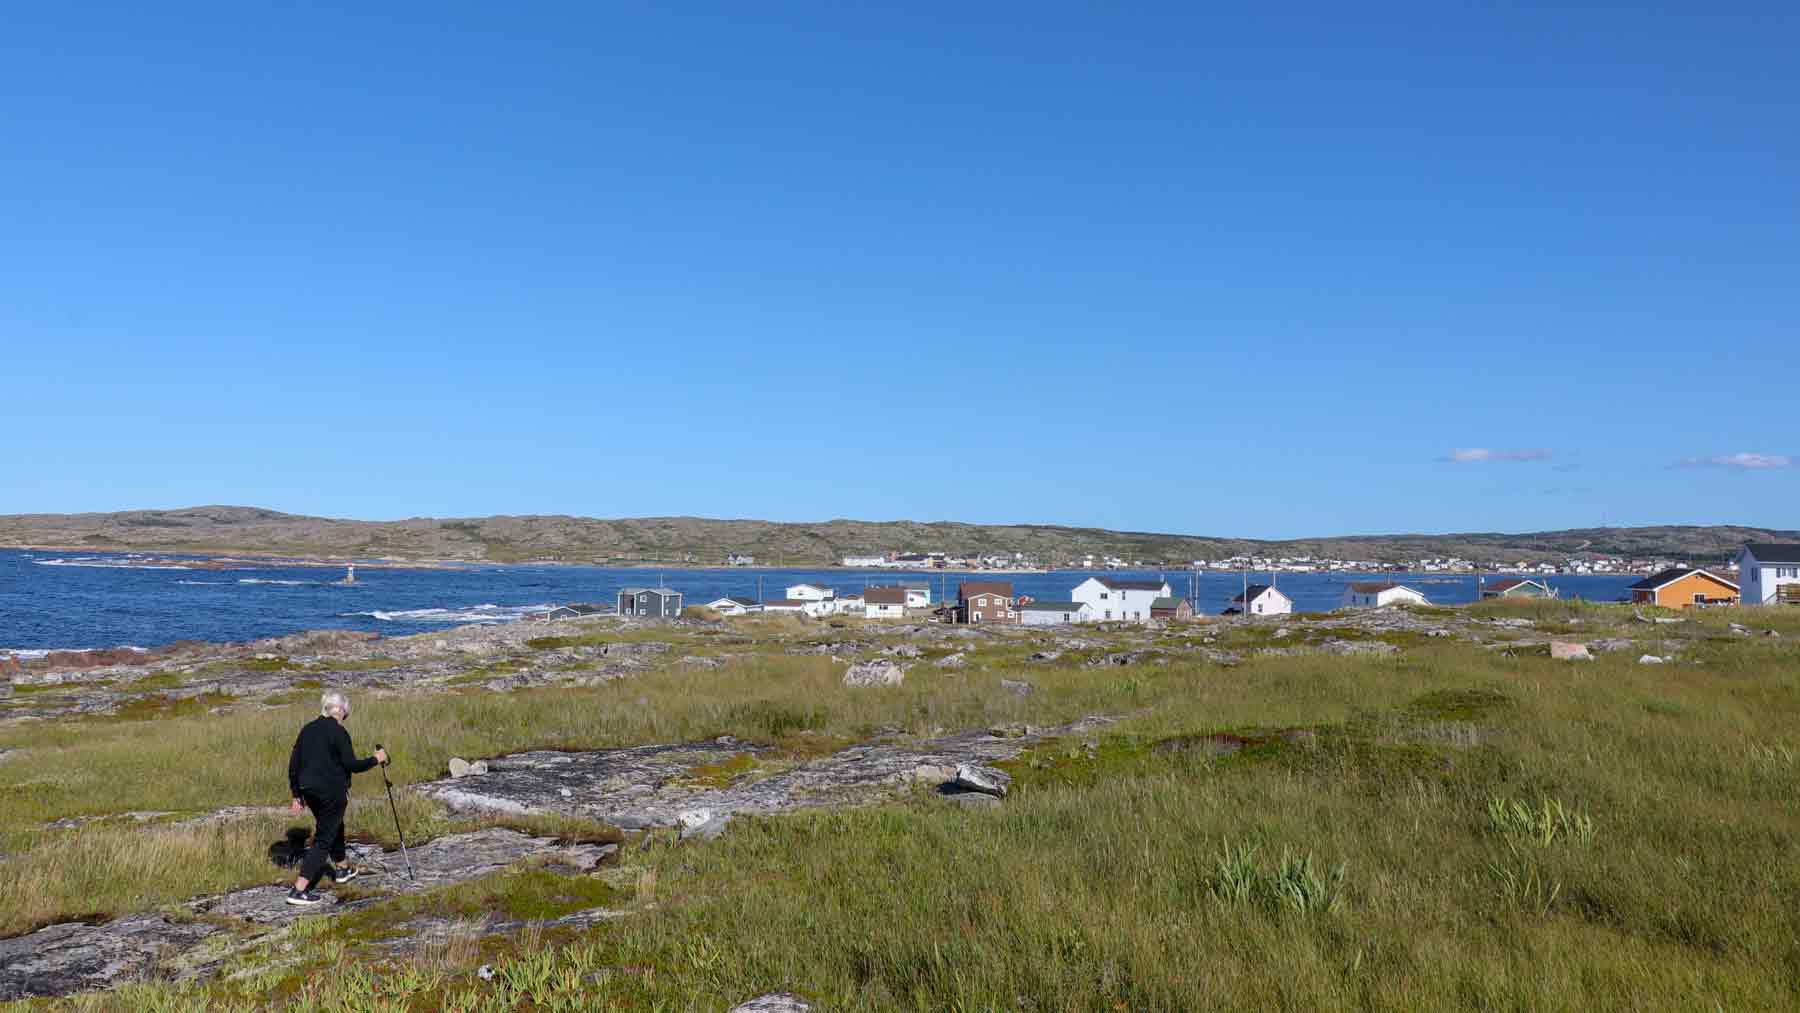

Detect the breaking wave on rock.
xmin=34 ymin=557 xmax=193 ymax=570
xmin=0 ymin=645 xmax=149 ymax=662
xmin=341 ymin=603 xmax=554 ymax=624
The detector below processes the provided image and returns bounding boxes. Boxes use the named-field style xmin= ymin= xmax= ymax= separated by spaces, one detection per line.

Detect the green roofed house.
xmin=1478 ymin=577 xmax=1557 ymax=600
xmin=1150 ymin=597 xmax=1194 ymax=621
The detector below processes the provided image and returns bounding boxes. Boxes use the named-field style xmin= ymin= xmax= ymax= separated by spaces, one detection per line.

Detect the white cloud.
xmin=1441 ymin=448 xmax=1553 ymax=463
xmin=1677 ymin=452 xmax=1793 ymax=470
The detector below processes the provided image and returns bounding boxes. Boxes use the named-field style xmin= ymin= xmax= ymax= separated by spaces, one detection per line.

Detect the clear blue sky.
xmin=3 ymin=3 xmax=1795 ymax=538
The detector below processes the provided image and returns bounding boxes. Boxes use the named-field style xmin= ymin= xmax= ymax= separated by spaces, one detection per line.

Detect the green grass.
xmin=7 ymin=605 xmax=1800 ymax=1008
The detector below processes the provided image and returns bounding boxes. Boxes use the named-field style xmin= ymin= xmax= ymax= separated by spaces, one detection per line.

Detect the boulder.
xmin=680 ymin=813 xmax=733 ymax=841
xmin=1639 ymin=655 xmax=1665 ymax=665
xmin=935 ymin=652 xmax=967 ymax=669
xmin=1028 ymin=650 xmax=1062 ymax=662
xmin=1550 ymin=641 xmax=1593 ymax=661
xmin=952 ymin=763 xmax=1011 ymax=798
xmin=842 ymin=661 xmax=905 ymax=688
xmin=999 ymin=678 xmax=1033 ymax=696
xmin=883 ymin=644 xmax=922 ymax=658
xmin=447 ymin=758 xmax=490 ymax=778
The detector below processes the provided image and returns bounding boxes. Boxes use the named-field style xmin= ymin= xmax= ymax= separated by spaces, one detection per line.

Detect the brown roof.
xmin=1347 ymin=581 xmax=1400 ymax=593
xmin=864 ymin=587 xmax=908 ymax=605
xmin=958 ymin=581 xmax=1013 ymax=600
xmin=1484 ymin=578 xmax=1530 ymax=592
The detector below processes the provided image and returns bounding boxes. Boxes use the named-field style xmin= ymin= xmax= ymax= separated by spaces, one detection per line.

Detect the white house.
xmin=1225 ymin=584 xmax=1292 ymax=616
xmin=761 ymin=599 xmax=808 ymax=614
xmin=901 ymin=582 xmax=932 ymax=608
xmin=704 ymin=596 xmax=760 ymax=616
xmin=785 ymin=583 xmax=834 ymax=603
xmin=1019 ymin=600 xmax=1094 ymax=626
xmin=863 ymin=586 xmax=908 ymax=619
xmin=1341 ymin=582 xmax=1430 ymax=609
xmin=1070 ymin=576 xmax=1172 ymax=623
xmin=1737 ymin=543 xmax=1800 ymax=605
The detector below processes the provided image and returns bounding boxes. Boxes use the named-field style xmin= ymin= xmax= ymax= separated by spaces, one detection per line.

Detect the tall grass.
xmin=7 ymin=613 xmax=1800 ymax=1007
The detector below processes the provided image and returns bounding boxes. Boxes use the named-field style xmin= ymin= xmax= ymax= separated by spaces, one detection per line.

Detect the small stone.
xmin=558 ymin=788 xmax=572 ymax=798
xmin=1639 ymin=655 xmax=1665 ymax=665
xmin=935 ymin=652 xmax=967 ymax=669
xmin=448 ymin=758 xmax=472 ymax=778
xmin=676 ymin=808 xmax=713 ymax=829
xmin=952 ymin=763 xmax=1010 ymax=798
xmin=999 ymin=678 xmax=1033 ymax=696
xmin=680 ymin=814 xmax=732 ymax=841
xmin=477 ymin=964 xmax=495 ymax=981
xmin=1550 ymin=641 xmax=1593 ymax=662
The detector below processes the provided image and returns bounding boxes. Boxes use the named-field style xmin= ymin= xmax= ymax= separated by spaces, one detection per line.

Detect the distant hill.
xmin=0 ymin=506 xmax=1789 ymax=568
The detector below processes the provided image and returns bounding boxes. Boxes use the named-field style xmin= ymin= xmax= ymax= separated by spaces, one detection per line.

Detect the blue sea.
xmin=0 ymin=549 xmax=1640 ymax=657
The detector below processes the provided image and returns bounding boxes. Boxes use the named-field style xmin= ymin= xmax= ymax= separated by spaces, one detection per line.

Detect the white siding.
xmin=1740 ymin=548 xmax=1800 ymax=605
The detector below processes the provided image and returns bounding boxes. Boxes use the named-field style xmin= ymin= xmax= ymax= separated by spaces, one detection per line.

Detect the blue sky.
xmin=2 ymin=2 xmax=1795 ymax=538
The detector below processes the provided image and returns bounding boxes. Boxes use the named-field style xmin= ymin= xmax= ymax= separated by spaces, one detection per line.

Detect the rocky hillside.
xmin=0 ymin=505 xmax=1787 ymax=566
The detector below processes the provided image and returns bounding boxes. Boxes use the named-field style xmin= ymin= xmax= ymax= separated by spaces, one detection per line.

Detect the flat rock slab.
xmin=0 ymin=913 xmax=218 ymax=1000
xmin=417 ymin=718 xmax=1112 ymax=829
xmin=350 ymin=827 xmax=617 ymax=891
xmin=730 ymin=994 xmax=815 ymax=1012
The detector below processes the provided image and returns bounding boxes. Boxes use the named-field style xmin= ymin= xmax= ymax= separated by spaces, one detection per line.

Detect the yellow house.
xmin=1628 ymin=568 xmax=1738 ymax=609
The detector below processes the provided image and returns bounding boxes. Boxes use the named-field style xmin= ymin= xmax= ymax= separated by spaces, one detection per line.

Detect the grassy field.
xmin=5 ymin=602 xmax=1800 ymax=1009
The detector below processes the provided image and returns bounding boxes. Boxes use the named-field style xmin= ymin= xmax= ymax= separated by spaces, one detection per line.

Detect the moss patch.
xmin=1407 ymin=688 xmax=1511 ymax=721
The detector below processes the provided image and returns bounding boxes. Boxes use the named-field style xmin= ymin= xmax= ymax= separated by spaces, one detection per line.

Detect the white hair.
xmin=319 ymin=690 xmax=350 ymax=718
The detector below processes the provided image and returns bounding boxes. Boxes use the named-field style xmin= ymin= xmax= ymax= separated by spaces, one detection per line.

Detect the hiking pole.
xmin=375 ymin=744 xmax=416 ymax=881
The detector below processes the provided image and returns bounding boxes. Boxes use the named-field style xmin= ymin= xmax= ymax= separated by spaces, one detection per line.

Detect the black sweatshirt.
xmin=287 ymin=715 xmax=378 ymax=798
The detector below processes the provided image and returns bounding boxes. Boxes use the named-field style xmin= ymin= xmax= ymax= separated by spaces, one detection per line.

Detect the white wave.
xmin=237 ymin=578 xmax=313 ymax=586
xmin=34 ymin=557 xmax=193 ymax=570
xmin=175 ymin=579 xmax=232 ymax=585
xmin=342 ymin=603 xmax=554 ymax=624
xmin=0 ymin=645 xmax=148 ymax=661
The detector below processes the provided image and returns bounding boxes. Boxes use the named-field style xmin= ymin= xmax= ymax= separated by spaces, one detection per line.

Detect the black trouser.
xmin=298 ymin=789 xmax=348 ymax=886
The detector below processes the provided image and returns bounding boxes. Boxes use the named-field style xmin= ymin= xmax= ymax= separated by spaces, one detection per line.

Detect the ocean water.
xmin=0 ymin=549 xmax=1639 ymax=657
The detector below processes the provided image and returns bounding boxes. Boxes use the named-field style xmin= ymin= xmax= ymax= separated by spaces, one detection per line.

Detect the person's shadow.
xmin=267 ymin=826 xmax=311 ymax=868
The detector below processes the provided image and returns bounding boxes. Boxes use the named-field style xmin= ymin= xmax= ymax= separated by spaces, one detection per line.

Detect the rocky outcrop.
xmin=416 ymin=719 xmax=1111 ymax=830
xmin=0 ymin=827 xmax=621 ymax=1000
xmin=0 ymin=914 xmax=218 ymax=1001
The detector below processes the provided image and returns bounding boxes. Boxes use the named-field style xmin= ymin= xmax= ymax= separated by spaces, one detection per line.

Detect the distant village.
xmin=538 ymin=542 xmax=1800 ymax=625
xmin=724 ymin=548 xmax=1745 ymax=578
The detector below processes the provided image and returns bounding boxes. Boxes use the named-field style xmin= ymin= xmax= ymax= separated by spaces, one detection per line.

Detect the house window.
xmin=1693 ymin=593 xmax=1706 ymax=605
xmin=1100 ymin=592 xmax=1108 ymax=599
xmin=1104 ymin=610 xmax=1112 ymax=620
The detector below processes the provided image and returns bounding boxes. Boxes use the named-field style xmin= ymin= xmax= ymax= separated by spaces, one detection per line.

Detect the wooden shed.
xmin=1628 ymin=568 xmax=1738 ymax=609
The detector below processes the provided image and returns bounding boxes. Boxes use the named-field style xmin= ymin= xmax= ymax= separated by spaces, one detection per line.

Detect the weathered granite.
xmin=729 ymin=993 xmax=815 ymax=1012
xmin=843 ymin=660 xmax=906 ymax=687
xmin=0 ymin=914 xmax=219 ymax=1000
xmin=417 ymin=718 xmax=1111 ymax=828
